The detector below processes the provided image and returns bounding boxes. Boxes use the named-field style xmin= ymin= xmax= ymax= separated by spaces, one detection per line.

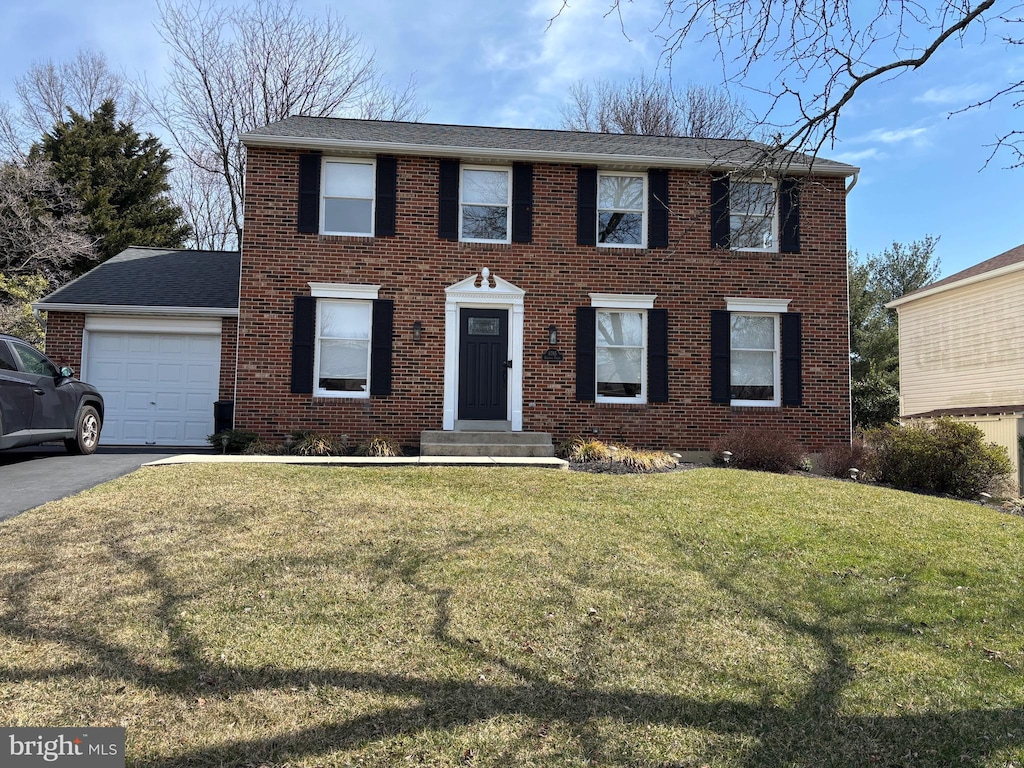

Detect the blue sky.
xmin=1 ymin=0 xmax=1021 ymax=279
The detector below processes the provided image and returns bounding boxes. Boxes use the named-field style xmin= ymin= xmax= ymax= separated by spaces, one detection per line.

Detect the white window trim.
xmin=309 ymin=283 xmax=380 ymax=400
xmin=590 ymin=293 xmax=654 ymax=405
xmin=459 ymin=165 xmax=512 ymax=244
xmin=730 ymin=176 xmax=779 ymax=253
xmin=313 ymin=299 xmax=372 ymax=399
xmin=320 ymin=157 xmax=376 ymax=237
xmin=597 ymin=171 xmax=647 ymax=249
xmin=726 ymin=297 xmax=787 ymax=407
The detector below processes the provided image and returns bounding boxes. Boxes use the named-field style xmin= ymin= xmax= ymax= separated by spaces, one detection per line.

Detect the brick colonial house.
xmin=38 ymin=118 xmax=856 ymax=456
xmin=233 ymin=117 xmax=855 ymax=456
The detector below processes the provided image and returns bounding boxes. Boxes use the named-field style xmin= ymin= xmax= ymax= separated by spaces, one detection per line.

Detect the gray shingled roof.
xmin=242 ymin=117 xmax=858 ymax=176
xmin=888 ymin=242 xmax=1024 ymax=308
xmin=37 ymin=247 xmax=240 ymax=310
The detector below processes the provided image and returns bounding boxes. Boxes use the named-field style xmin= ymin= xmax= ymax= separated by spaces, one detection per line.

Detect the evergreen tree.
xmin=31 ymin=99 xmax=190 ymax=271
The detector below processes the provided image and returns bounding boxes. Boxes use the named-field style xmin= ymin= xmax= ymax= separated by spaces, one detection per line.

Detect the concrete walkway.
xmin=145 ymin=454 xmax=569 ymax=469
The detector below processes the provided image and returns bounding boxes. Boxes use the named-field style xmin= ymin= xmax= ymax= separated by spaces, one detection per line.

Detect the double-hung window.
xmin=729 ymin=313 xmax=780 ymax=405
xmin=315 ymin=300 xmax=372 ymax=397
xmin=598 ymin=172 xmax=646 ymax=247
xmin=729 ymin=178 xmax=777 ymax=251
xmin=596 ymin=309 xmax=647 ymax=401
xmin=460 ymin=166 xmax=510 ymax=242
xmin=321 ymin=159 xmax=375 ymax=236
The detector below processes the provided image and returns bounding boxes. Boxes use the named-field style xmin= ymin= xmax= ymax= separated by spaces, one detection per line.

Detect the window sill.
xmin=456 ymin=241 xmax=513 ymax=250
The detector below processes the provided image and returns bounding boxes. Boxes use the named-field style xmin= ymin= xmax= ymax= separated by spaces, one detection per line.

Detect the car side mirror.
xmin=59 ymin=366 xmax=75 ymax=378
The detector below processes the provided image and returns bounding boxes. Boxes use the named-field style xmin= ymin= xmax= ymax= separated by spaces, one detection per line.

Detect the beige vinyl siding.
xmin=897 ymin=269 xmax=1024 ymax=416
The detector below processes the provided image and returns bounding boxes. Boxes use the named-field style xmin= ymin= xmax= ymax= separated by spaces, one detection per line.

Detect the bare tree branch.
xmin=145 ymin=0 xmax=427 ymax=249
xmin=560 ymin=74 xmax=752 ymax=138
xmin=551 ymin=1 xmax=1019 ymax=164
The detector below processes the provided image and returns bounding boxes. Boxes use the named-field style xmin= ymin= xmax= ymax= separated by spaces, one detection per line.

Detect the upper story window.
xmin=598 ymin=172 xmax=646 ymax=247
xmin=729 ymin=178 xmax=777 ymax=251
xmin=321 ymin=159 xmax=375 ymax=236
xmin=460 ymin=166 xmax=511 ymax=242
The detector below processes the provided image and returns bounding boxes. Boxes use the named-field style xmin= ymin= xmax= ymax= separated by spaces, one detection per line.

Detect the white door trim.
xmin=443 ymin=269 xmax=525 ymax=431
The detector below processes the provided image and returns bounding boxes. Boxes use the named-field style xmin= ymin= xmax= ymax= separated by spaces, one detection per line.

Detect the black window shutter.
xmin=369 ymin=299 xmax=394 ymax=397
xmin=779 ymin=177 xmax=801 ymax=254
xmin=375 ymin=155 xmax=397 ymax=237
xmin=710 ymin=310 xmax=731 ymax=403
xmin=575 ymin=307 xmax=596 ymax=401
xmin=577 ymin=167 xmax=597 ymax=246
xmin=648 ymin=169 xmax=670 ymax=248
xmin=438 ymin=159 xmax=459 ymax=240
xmin=710 ymin=175 xmax=731 ymax=250
xmin=291 ymin=295 xmax=316 ymax=394
xmin=297 ymin=153 xmax=322 ymax=234
xmin=780 ymin=312 xmax=803 ymax=405
xmin=512 ymin=163 xmax=534 ymax=244
xmin=647 ymin=308 xmax=669 ymax=402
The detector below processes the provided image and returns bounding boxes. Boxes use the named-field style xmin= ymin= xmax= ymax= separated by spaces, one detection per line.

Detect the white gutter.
xmin=32 ymin=302 xmax=239 ymax=317
xmin=846 ymin=171 xmax=859 ymax=194
xmin=885 ymin=258 xmax=1024 ymax=308
xmin=241 ymin=133 xmax=859 ymax=178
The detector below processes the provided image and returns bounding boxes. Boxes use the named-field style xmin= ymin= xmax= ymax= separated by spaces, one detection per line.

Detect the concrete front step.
xmin=420 ymin=430 xmax=555 ymax=458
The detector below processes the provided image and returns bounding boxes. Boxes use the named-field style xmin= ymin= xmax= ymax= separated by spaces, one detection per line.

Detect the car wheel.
xmin=65 ymin=405 xmax=101 ymax=455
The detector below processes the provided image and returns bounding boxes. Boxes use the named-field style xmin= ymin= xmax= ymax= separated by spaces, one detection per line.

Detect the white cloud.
xmin=830 ymin=148 xmax=882 ymax=164
xmin=913 ymin=84 xmax=989 ymax=105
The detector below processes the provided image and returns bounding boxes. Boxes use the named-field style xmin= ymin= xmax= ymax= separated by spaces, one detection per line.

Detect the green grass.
xmin=1 ymin=465 xmax=1022 ymax=767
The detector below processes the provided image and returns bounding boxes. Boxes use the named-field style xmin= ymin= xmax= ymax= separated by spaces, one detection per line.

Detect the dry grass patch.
xmin=1 ymin=466 xmax=1023 ymax=766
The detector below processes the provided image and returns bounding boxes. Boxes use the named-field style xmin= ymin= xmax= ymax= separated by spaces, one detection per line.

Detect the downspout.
xmin=846 ymin=171 xmax=859 ymax=194
xmin=844 ymin=171 xmax=858 ymax=443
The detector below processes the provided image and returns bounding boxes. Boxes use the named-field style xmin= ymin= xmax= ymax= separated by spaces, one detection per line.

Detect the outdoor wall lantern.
xmin=413 ymin=321 xmax=423 ymax=342
xmin=548 ymin=324 xmax=558 ymax=346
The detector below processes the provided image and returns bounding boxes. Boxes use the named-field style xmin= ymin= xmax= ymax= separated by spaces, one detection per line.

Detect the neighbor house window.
xmin=460 ymin=166 xmax=510 ymax=242
xmin=729 ymin=178 xmax=777 ymax=251
xmin=729 ymin=312 xmax=780 ymax=406
xmin=321 ymin=159 xmax=375 ymax=236
xmin=598 ymin=172 xmax=646 ymax=247
xmin=314 ymin=299 xmax=372 ymax=397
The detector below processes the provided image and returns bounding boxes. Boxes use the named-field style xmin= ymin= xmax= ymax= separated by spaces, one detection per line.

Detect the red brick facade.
xmin=235 ymin=146 xmax=851 ymax=453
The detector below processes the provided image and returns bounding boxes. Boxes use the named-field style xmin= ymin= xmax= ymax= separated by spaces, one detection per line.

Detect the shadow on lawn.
xmin=0 ymin=531 xmax=1021 ymax=767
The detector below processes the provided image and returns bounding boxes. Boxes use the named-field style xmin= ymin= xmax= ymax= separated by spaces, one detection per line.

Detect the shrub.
xmin=865 ymin=418 xmax=1012 ymax=498
xmin=713 ymin=427 xmax=805 ymax=474
xmin=289 ymin=430 xmax=347 ymax=456
xmin=558 ymin=436 xmax=612 ymax=462
xmin=354 ymin=436 xmax=403 ymax=457
xmin=819 ymin=439 xmax=871 ymax=478
xmin=207 ymin=429 xmax=261 ymax=454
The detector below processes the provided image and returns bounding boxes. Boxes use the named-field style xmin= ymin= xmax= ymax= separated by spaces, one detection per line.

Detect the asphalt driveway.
xmin=0 ymin=446 xmax=184 ymax=521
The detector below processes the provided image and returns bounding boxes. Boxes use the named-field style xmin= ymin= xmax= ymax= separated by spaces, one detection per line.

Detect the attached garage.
xmin=35 ymin=247 xmax=240 ymax=448
xmin=84 ymin=317 xmax=223 ymax=446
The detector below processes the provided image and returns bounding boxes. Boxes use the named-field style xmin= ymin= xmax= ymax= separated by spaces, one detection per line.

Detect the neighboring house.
xmin=231 ymin=117 xmax=856 ymax=457
xmin=35 ymin=247 xmax=240 ymax=447
xmin=887 ymin=243 xmax=1024 ymax=494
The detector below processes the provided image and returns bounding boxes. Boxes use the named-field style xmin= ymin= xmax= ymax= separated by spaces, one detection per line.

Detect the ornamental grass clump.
xmin=289 ymin=430 xmax=348 ymax=457
xmin=354 ymin=435 xmax=404 ymax=457
xmin=558 ymin=436 xmax=612 ymax=463
xmin=613 ymin=446 xmax=678 ymax=473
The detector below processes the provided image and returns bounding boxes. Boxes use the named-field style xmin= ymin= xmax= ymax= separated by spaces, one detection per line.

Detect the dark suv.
xmin=0 ymin=333 xmax=104 ymax=454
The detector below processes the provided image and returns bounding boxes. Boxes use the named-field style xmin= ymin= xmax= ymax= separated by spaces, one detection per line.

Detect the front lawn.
xmin=1 ymin=465 xmax=1022 ymax=767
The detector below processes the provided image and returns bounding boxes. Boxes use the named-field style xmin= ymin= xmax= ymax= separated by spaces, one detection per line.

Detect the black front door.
xmin=458 ymin=308 xmax=509 ymax=421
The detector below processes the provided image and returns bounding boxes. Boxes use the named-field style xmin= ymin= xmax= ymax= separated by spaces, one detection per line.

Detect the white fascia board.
xmin=241 ymin=133 xmax=858 ymax=178
xmin=33 ymin=302 xmax=238 ymax=316
xmin=886 ymin=259 xmax=1024 ymax=309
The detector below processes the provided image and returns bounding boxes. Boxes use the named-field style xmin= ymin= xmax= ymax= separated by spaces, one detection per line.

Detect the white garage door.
xmin=84 ymin=318 xmax=222 ymax=447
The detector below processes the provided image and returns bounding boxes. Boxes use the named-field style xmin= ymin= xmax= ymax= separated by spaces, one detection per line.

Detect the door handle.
xmin=504 ymin=360 xmax=513 ymax=369
xmin=33 ymin=388 xmax=45 ymax=395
